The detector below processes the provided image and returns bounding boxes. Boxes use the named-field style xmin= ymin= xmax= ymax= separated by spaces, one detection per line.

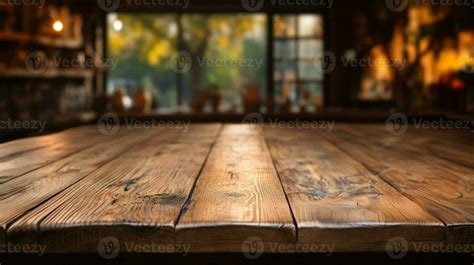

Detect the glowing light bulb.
xmin=113 ymin=20 xmax=123 ymax=32
xmin=53 ymin=21 xmax=64 ymax=32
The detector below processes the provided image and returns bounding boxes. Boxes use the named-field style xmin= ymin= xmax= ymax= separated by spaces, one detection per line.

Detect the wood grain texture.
xmin=0 ymin=126 xmax=110 ymax=184
xmin=0 ymin=127 xmax=153 ymax=245
xmin=8 ymin=124 xmax=222 ymax=253
xmin=320 ymin=124 xmax=474 ymax=243
xmin=265 ymin=127 xmax=444 ymax=251
xmin=176 ymin=125 xmax=296 ymax=252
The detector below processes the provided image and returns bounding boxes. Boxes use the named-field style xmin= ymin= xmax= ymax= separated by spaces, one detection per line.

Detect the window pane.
xmin=274 ymin=40 xmax=296 ymax=59
xmin=274 ymin=62 xmax=297 ymax=82
xmin=298 ymin=39 xmax=323 ymax=59
xmin=274 ymin=15 xmax=296 ymax=37
xmin=299 ymin=62 xmax=323 ymax=80
xmin=301 ymin=82 xmax=324 ymax=111
xmin=181 ymin=14 xmax=266 ymax=113
xmin=107 ymin=14 xmax=177 ymax=110
xmin=298 ymin=14 xmax=324 ymax=38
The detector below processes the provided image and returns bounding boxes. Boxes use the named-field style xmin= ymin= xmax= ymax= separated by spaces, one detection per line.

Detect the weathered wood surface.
xmin=176 ymin=125 xmax=296 ymax=251
xmin=0 ymin=126 xmax=105 ymax=183
xmin=0 ymin=127 xmax=147 ymax=244
xmin=265 ymin=127 xmax=444 ymax=251
xmin=8 ymin=125 xmax=221 ymax=252
xmin=319 ymin=124 xmax=474 ymax=244
xmin=1 ymin=123 xmax=473 ymax=253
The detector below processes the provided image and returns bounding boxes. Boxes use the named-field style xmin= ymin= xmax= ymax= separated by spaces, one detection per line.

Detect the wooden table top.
xmin=0 ymin=123 xmax=472 ymax=254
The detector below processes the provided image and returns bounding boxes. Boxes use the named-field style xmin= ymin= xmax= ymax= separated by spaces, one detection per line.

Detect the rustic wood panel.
xmin=348 ymin=124 xmax=474 ymax=169
xmin=7 ymin=124 xmax=221 ymax=253
xmin=264 ymin=127 xmax=444 ymax=251
xmin=176 ymin=125 xmax=296 ymax=252
xmin=0 ymin=127 xmax=155 ymax=245
xmin=320 ymin=124 xmax=474 ymax=244
xmin=0 ymin=126 xmax=114 ymax=184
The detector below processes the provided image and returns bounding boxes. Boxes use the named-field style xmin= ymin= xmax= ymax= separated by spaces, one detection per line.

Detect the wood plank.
xmin=349 ymin=124 xmax=474 ymax=169
xmin=176 ymin=125 xmax=296 ymax=252
xmin=264 ymin=127 xmax=444 ymax=251
xmin=320 ymin=124 xmax=474 ymax=244
xmin=0 ymin=127 xmax=157 ymax=245
xmin=0 ymin=126 xmax=116 ymax=184
xmin=7 ymin=124 xmax=222 ymax=253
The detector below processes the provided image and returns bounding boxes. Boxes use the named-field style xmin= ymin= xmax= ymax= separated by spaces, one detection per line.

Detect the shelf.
xmin=0 ymin=31 xmax=83 ymax=49
xmin=0 ymin=68 xmax=93 ymax=79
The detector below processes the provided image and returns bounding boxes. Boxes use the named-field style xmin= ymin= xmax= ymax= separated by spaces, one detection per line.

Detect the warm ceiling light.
xmin=113 ymin=20 xmax=123 ymax=32
xmin=53 ymin=21 xmax=64 ymax=32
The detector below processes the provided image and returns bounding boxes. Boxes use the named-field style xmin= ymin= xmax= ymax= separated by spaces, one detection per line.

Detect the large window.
xmin=107 ymin=13 xmax=323 ymax=113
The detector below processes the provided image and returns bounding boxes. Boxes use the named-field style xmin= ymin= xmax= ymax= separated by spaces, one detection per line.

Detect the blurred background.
xmin=0 ymin=0 xmax=473 ymax=141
